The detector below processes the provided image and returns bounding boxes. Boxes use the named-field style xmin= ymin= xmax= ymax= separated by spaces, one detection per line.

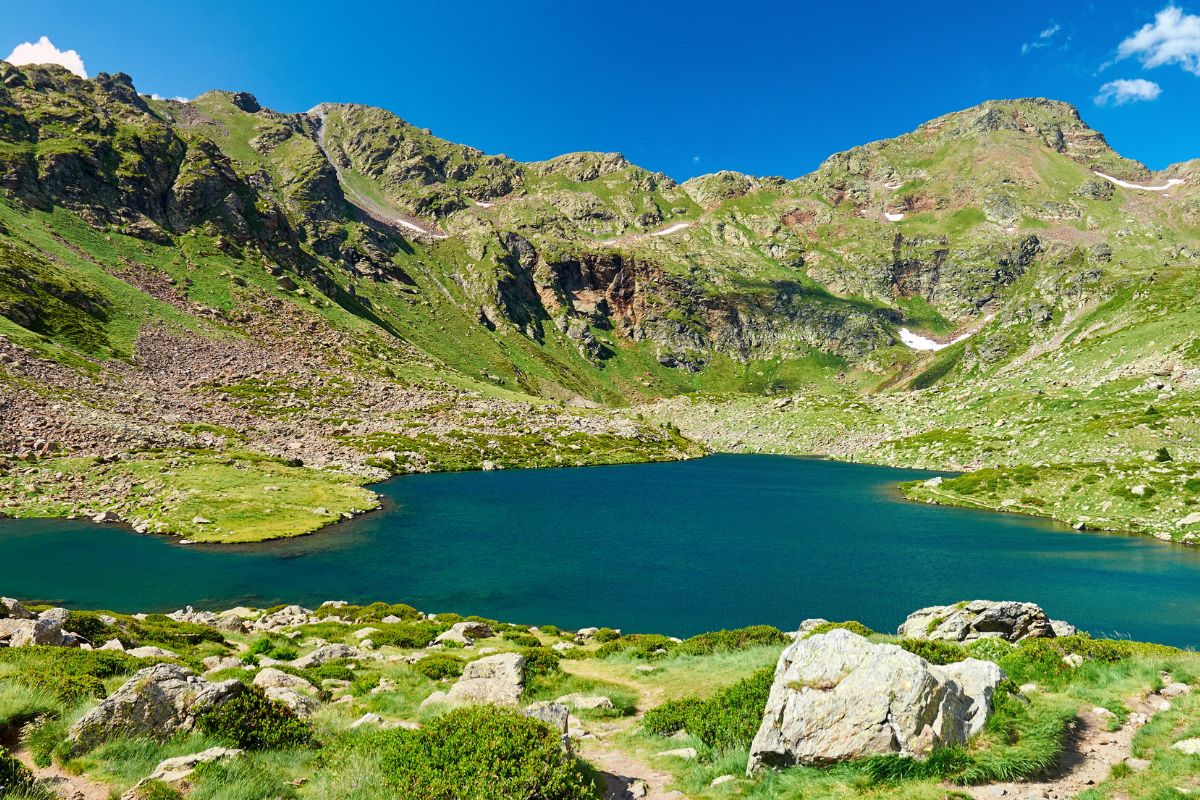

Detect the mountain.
xmin=1 ymin=61 xmax=1198 ymax=542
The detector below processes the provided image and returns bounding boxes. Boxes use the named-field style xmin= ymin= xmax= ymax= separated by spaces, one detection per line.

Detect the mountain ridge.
xmin=1 ymin=59 xmax=1198 ymax=544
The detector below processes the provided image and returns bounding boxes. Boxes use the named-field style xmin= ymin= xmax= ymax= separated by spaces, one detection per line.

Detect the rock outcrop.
xmin=445 ymin=652 xmax=526 ymax=706
xmin=897 ymin=600 xmax=1057 ymax=642
xmin=68 ymin=664 xmax=245 ymax=751
xmin=747 ymin=629 xmax=1004 ymax=772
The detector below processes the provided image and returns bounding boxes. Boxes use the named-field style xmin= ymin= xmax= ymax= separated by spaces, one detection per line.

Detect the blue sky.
xmin=5 ymin=1 xmax=1199 ymax=179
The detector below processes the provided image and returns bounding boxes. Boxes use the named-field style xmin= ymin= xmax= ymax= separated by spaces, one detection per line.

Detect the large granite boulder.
xmin=68 ymin=664 xmax=245 ymax=751
xmin=0 ymin=616 xmax=64 ymax=647
xmin=897 ymin=600 xmax=1056 ymax=642
xmin=446 ymin=652 xmax=525 ymax=706
xmin=747 ymin=629 xmax=1004 ymax=772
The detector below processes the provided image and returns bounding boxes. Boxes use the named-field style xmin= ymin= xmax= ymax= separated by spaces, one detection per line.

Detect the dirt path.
xmin=15 ymin=749 xmax=115 ymax=800
xmin=561 ymin=661 xmax=687 ymax=799
xmin=962 ymin=690 xmax=1162 ymax=800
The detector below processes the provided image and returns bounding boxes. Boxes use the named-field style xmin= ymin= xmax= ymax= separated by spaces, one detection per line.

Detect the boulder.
xmin=1050 ymin=619 xmax=1077 ymax=637
xmin=253 ymin=667 xmax=313 ymax=692
xmin=523 ymin=701 xmax=570 ymax=734
xmin=434 ymin=621 xmax=494 ymax=645
xmin=127 ymin=646 xmax=180 ymax=659
xmin=1 ymin=597 xmax=35 ymax=619
xmin=747 ymin=629 xmax=1004 ymax=772
xmin=291 ymin=643 xmax=358 ymax=668
xmin=253 ymin=605 xmax=314 ymax=631
xmin=446 ymin=652 xmax=525 ymax=706
xmin=0 ymin=617 xmax=64 ymax=647
xmin=144 ymin=747 xmax=242 ymax=784
xmin=39 ymin=607 xmax=69 ymax=626
xmin=938 ymin=659 xmax=1005 ymax=736
xmin=1173 ymin=737 xmax=1200 ymax=755
xmin=215 ymin=615 xmax=247 ymax=634
xmin=68 ymin=664 xmax=245 ymax=751
xmin=897 ymin=600 xmax=1055 ymax=642
xmin=555 ymin=693 xmax=614 ymax=710
xmin=264 ymin=686 xmax=319 ymax=717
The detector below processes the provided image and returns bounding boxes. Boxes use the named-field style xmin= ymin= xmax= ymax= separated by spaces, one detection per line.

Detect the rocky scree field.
xmin=0 ymin=595 xmax=1198 ymax=800
xmin=1 ymin=60 xmax=1199 ymax=542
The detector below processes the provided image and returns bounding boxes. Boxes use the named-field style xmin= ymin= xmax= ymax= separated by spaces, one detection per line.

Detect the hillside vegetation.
xmin=1 ymin=60 xmax=1198 ymax=540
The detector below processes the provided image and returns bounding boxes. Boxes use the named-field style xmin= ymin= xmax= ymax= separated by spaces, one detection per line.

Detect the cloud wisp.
xmin=1022 ymin=22 xmax=1061 ymax=55
xmin=1116 ymin=5 xmax=1200 ymax=75
xmin=5 ymin=36 xmax=87 ymax=78
xmin=1094 ymin=77 xmax=1163 ymax=105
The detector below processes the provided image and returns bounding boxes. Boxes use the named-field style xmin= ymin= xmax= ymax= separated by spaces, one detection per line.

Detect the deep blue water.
xmin=1 ymin=455 xmax=1199 ymax=646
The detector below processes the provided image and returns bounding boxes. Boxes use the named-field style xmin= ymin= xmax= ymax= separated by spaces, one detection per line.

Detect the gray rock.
xmin=0 ymin=616 xmax=64 ymax=647
xmin=523 ymin=701 xmax=570 ymax=734
xmin=555 ymin=693 xmax=614 ymax=710
xmin=898 ymin=600 xmax=1055 ymax=642
xmin=0 ymin=597 xmax=35 ymax=619
xmin=68 ymin=664 xmax=245 ymax=751
xmin=446 ymin=652 xmax=525 ymax=706
xmin=253 ymin=667 xmax=313 ymax=692
xmin=939 ymin=659 xmax=1005 ymax=737
xmin=655 ymin=747 xmax=698 ymax=759
xmin=264 ymin=686 xmax=319 ymax=717
xmin=434 ymin=621 xmax=494 ymax=645
xmin=144 ymin=746 xmax=242 ymax=784
xmin=1049 ymin=619 xmax=1077 ymax=637
xmin=1172 ymin=737 xmax=1200 ymax=755
xmin=291 ymin=643 xmax=358 ymax=668
xmin=127 ymin=646 xmax=179 ymax=659
xmin=1160 ymin=682 xmax=1191 ymax=698
xmin=747 ymin=629 xmax=1003 ymax=772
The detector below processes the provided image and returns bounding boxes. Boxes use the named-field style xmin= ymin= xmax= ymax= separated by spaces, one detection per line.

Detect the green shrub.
xmin=314 ymin=602 xmax=420 ymax=623
xmin=411 ymin=654 xmax=464 ymax=681
xmin=64 ymin=611 xmax=116 ymax=644
xmin=642 ymin=668 xmax=773 ymax=752
xmin=304 ymin=663 xmax=356 ymax=683
xmin=677 ymin=625 xmax=786 ymax=656
xmin=520 ymin=647 xmax=561 ymax=679
xmin=965 ymin=638 xmax=1013 ymax=662
xmin=592 ymin=628 xmax=621 ymax=643
xmin=897 ymin=638 xmax=969 ymax=665
xmin=595 ymin=634 xmax=675 ymax=660
xmin=501 ymin=631 xmax=540 ymax=648
xmin=0 ymin=648 xmax=143 ymax=704
xmin=247 ymin=636 xmax=299 ymax=661
xmin=196 ymin=687 xmax=315 ymax=751
xmin=802 ymin=621 xmax=874 ymax=639
xmin=127 ymin=780 xmax=184 ymax=800
xmin=368 ymin=623 xmax=441 ymax=649
xmin=539 ymin=625 xmax=561 ymax=637
xmin=122 ymin=615 xmax=225 ymax=650
xmin=354 ymin=706 xmax=595 ymax=799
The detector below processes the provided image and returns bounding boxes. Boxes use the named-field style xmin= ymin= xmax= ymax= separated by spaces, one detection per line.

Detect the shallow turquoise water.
xmin=2 ymin=455 xmax=1199 ymax=645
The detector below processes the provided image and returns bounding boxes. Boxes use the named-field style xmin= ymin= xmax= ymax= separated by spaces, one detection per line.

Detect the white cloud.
xmin=149 ymin=93 xmax=191 ymax=103
xmin=1116 ymin=5 xmax=1200 ymax=75
xmin=692 ymin=155 xmax=700 ymax=163
xmin=5 ymin=36 xmax=87 ymax=78
xmin=1022 ymin=22 xmax=1061 ymax=55
xmin=1094 ymin=78 xmax=1163 ymax=105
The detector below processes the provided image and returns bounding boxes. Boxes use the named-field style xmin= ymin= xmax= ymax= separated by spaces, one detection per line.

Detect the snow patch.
xmin=1093 ymin=171 xmax=1185 ymax=192
xmin=884 ymin=212 xmax=905 ymax=222
xmin=474 ymin=200 xmax=494 ymax=208
xmin=899 ymin=315 xmax=994 ymax=351
xmin=883 ymin=180 xmax=903 ymax=190
xmin=649 ymin=222 xmax=691 ymax=237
